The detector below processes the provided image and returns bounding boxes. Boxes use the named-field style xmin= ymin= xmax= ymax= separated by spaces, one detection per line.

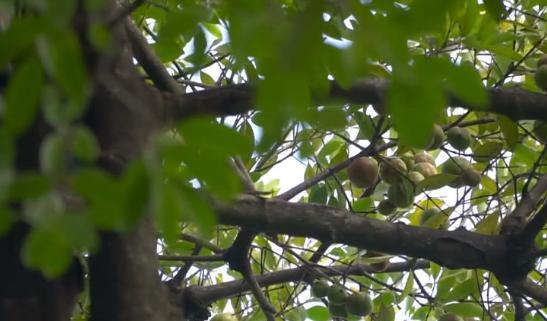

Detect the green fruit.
xmin=328 ymin=302 xmax=348 ymax=317
xmin=387 ymin=181 xmax=415 ymax=208
xmin=377 ymin=304 xmax=396 ymax=321
xmin=420 ymin=208 xmax=439 ymax=225
xmin=414 ymin=152 xmax=435 ymax=165
xmin=400 ymin=154 xmax=415 ymax=169
xmin=446 ymin=126 xmax=471 ymax=151
xmin=379 ymin=158 xmax=407 ymax=184
xmin=533 ymin=120 xmax=547 ymax=144
xmin=327 ymin=285 xmax=348 ymax=305
xmin=408 ymin=171 xmax=425 ymax=184
xmin=535 ymin=65 xmax=547 ymax=91
xmin=538 ymin=54 xmax=547 ymax=68
xmin=377 ymin=199 xmax=397 ymax=215
xmin=438 ymin=313 xmax=464 ymax=321
xmin=462 ymin=169 xmax=481 ymax=187
xmin=210 ymin=314 xmax=238 ymax=321
xmin=412 ymin=162 xmax=437 ymax=177
xmin=347 ymin=157 xmax=379 ymax=188
xmin=427 ymin=124 xmax=446 ymax=150
xmin=311 ymin=279 xmax=330 ymax=297
xmin=442 ymin=157 xmax=472 ymax=188
xmin=346 ymin=292 xmax=372 ymax=316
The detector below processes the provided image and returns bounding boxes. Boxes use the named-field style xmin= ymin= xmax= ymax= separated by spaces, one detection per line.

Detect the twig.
xmin=124 ymin=19 xmax=182 ymax=94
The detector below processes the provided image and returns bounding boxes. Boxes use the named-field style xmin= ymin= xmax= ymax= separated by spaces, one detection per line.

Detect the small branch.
xmin=240 ymin=260 xmax=277 ymax=321
xmin=125 ymin=19 xmax=183 ymax=94
xmin=109 ymin=0 xmax=147 ymax=27
xmin=508 ymin=278 xmax=547 ymax=306
xmin=508 ymin=288 xmax=527 ymax=321
xmin=231 ymin=156 xmax=256 ymax=193
xmin=501 ymin=174 xmax=547 ymax=237
xmin=180 ymin=233 xmax=224 ymax=254
xmin=187 ymin=260 xmax=430 ymax=305
xmin=169 ymin=244 xmax=203 ymax=286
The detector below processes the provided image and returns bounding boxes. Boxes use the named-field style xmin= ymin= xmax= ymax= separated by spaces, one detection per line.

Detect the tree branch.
xmin=186 ymin=260 xmax=430 ymax=305
xmin=508 ymin=278 xmax=547 ymax=306
xmin=215 ymin=195 xmax=516 ymax=277
xmin=162 ymin=79 xmax=547 ymax=124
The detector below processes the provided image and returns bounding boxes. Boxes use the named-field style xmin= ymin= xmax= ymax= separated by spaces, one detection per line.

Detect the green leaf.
xmin=439 ymin=278 xmax=480 ymax=302
xmin=444 ymin=62 xmax=487 ymax=107
xmin=180 ymin=186 xmax=217 ymax=237
xmin=8 ymin=173 xmax=51 ymax=201
xmin=22 ymin=226 xmax=72 ymax=278
xmin=483 ymin=0 xmax=506 ymax=21
xmin=497 ymin=115 xmax=518 ymax=150
xmin=72 ymin=126 xmax=100 ymax=162
xmin=443 ymin=302 xmax=484 ymax=317
xmin=5 ymin=56 xmax=44 ymax=135
xmin=37 ymin=29 xmax=89 ymax=109
xmin=0 ymin=17 xmax=46 ymax=68
xmin=475 ymin=212 xmax=500 ymax=235
xmin=307 ymin=306 xmax=330 ymax=321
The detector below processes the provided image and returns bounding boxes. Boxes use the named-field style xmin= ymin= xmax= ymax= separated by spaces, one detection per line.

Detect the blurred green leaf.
xmin=4 ymin=56 xmax=44 ymax=135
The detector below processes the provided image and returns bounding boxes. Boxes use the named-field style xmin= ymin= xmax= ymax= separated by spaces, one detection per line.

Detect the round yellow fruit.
xmin=347 ymin=157 xmax=379 ymax=188
xmin=379 ymin=158 xmax=407 ymax=184
xmin=401 ymin=154 xmax=415 ymax=169
xmin=446 ymin=126 xmax=472 ymax=151
xmin=311 ymin=279 xmax=330 ymax=298
xmin=535 ymin=65 xmax=547 ymax=92
xmin=412 ymin=162 xmax=437 ymax=177
xmin=408 ymin=171 xmax=425 ymax=184
xmin=414 ymin=152 xmax=435 ymax=165
xmin=346 ymin=292 xmax=372 ymax=316
xmin=427 ymin=124 xmax=446 ymax=150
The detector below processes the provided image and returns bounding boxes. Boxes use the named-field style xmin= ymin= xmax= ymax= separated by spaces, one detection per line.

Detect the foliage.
xmin=0 ymin=0 xmax=546 ymax=320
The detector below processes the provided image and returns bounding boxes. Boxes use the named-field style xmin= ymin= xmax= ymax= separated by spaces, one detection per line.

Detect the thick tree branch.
xmin=215 ymin=196 xmax=516 ymax=278
xmin=162 ymin=79 xmax=547 ymax=123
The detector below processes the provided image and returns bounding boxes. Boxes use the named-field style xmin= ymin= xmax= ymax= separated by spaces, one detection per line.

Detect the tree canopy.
xmin=0 ymin=1 xmax=547 ymax=321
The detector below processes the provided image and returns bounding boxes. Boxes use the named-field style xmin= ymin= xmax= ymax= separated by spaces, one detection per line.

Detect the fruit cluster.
xmin=347 ymin=124 xmax=483 ymax=215
xmin=311 ymin=280 xmax=373 ymax=318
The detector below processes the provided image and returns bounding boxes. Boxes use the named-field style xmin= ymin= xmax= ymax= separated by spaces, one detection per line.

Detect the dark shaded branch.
xmin=501 ymin=174 xmax=547 ymax=238
xmin=508 ymin=289 xmax=527 ymax=321
xmin=180 ymin=233 xmax=224 ymax=254
xmin=508 ymin=278 xmax=547 ymax=306
xmin=125 ymin=19 xmax=183 ymax=94
xmin=186 ymin=260 xmax=430 ymax=305
xmin=215 ymin=196 xmax=512 ymax=277
xmin=163 ymin=79 xmax=547 ymax=124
